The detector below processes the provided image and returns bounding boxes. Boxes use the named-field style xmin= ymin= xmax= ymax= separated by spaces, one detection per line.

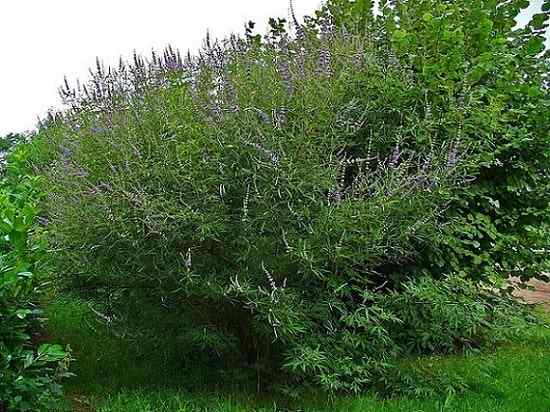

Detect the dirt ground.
xmin=510 ymin=276 xmax=550 ymax=311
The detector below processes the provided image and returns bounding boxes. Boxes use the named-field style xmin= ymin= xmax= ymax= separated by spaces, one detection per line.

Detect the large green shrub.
xmin=26 ymin=0 xmax=544 ymax=392
xmin=0 ymin=143 xmax=72 ymax=411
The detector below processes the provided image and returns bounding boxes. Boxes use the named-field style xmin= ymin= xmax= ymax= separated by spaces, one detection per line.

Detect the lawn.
xmin=46 ymin=299 xmax=550 ymax=412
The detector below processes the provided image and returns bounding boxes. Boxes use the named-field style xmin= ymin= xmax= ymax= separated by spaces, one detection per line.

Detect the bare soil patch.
xmin=510 ymin=276 xmax=550 ymax=311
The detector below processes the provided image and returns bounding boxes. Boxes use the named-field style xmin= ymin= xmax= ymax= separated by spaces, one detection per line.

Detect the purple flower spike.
xmin=446 ymin=141 xmax=459 ymax=169
xmin=317 ymin=47 xmax=332 ymax=77
xmin=277 ymin=58 xmax=293 ymax=95
xmin=389 ymin=144 xmax=401 ymax=168
xmin=290 ymin=0 xmax=306 ymax=41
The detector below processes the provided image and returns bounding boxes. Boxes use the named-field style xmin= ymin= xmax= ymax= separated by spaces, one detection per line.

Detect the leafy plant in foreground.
xmin=0 ymin=142 xmax=72 ymax=412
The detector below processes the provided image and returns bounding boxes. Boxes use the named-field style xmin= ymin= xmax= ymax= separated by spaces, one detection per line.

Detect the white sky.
xmin=0 ymin=0 xmax=547 ymax=135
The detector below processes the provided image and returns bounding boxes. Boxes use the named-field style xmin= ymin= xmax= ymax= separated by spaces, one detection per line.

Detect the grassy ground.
xmin=46 ymin=298 xmax=550 ymax=412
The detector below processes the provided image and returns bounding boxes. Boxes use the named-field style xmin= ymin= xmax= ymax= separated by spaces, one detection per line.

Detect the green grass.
xmin=46 ymin=299 xmax=550 ymax=412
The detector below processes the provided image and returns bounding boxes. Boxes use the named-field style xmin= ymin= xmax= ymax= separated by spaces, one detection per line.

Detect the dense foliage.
xmin=0 ymin=143 xmax=71 ymax=411
xmin=328 ymin=0 xmax=550 ymax=283
xmin=24 ymin=0 xmax=547 ymax=393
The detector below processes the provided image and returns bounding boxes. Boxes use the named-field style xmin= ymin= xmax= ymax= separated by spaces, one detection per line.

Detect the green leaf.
xmin=527 ymin=86 xmax=541 ymax=98
xmin=524 ymin=37 xmax=545 ymax=55
xmin=37 ymin=344 xmax=68 ymax=362
xmin=15 ymin=309 xmax=31 ymax=319
xmin=23 ymin=352 xmax=34 ymax=369
xmin=17 ymin=271 xmax=33 ymax=279
xmin=529 ymin=13 xmax=548 ymax=29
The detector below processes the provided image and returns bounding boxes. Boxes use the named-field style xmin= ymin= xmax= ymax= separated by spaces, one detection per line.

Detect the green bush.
xmin=31 ymin=21 xmax=467 ymax=391
xmin=0 ymin=143 xmax=71 ymax=411
xmin=26 ymin=0 xmax=545 ymax=393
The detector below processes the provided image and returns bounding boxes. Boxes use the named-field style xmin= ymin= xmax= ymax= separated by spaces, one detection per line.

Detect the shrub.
xmin=0 ymin=143 xmax=72 ymax=411
xmin=31 ymin=17 xmax=466 ymax=391
xmin=26 ymin=0 xmax=544 ymax=393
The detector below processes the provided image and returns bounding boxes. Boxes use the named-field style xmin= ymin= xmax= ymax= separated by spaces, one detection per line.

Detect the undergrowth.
xmin=46 ymin=299 xmax=550 ymax=411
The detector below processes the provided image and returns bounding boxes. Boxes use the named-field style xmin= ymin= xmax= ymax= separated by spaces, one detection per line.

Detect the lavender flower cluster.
xmin=54 ymin=7 xmax=467 ymax=232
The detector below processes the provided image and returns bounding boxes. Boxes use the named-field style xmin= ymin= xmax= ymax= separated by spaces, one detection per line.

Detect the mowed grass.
xmin=46 ymin=298 xmax=550 ymax=412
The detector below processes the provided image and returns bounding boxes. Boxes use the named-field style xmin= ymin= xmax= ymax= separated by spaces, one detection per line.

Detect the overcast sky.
xmin=0 ymin=0 xmax=547 ymax=135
